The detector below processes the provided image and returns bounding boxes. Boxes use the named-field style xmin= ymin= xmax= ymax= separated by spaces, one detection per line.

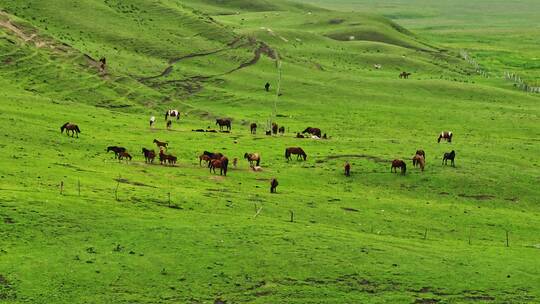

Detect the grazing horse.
xmin=272 ymin=122 xmax=278 ymax=135
xmin=391 ymin=159 xmax=407 ymax=174
xmin=412 ymin=150 xmax=426 ymax=167
xmin=412 ymin=154 xmax=425 ymax=171
xmin=153 ymin=139 xmax=168 ymax=150
xmin=443 ymin=150 xmax=456 ymax=166
xmin=199 ymin=154 xmax=211 ymax=166
xmin=149 ymin=116 xmax=155 ymax=127
xmin=344 ymin=162 xmax=351 ymax=176
xmin=278 ymin=126 xmax=285 ymax=135
xmin=60 ymin=123 xmax=81 ymax=137
xmin=159 ymin=148 xmax=176 ymax=165
xmin=142 ymin=148 xmax=156 ymax=163
xmin=265 ymin=82 xmax=270 ymax=92
xmin=107 ymin=146 xmax=126 ymax=159
xmin=438 ymin=131 xmax=453 ymax=143
xmin=118 ymin=151 xmax=132 ymax=162
xmin=399 ymin=72 xmax=411 ymax=79
xmin=203 ymin=151 xmax=224 ymax=167
xmin=216 ymin=118 xmax=231 ymax=131
xmin=209 ymin=156 xmax=229 ymax=176
xmin=270 ymin=178 xmax=278 ymax=193
xmin=285 ymin=147 xmax=307 ymax=161
xmin=250 ymin=123 xmax=257 ymax=134
xmin=244 ymin=153 xmax=261 ymax=166
xmin=165 ymin=110 xmax=180 ymax=121
xmin=302 ymin=127 xmax=322 ymax=138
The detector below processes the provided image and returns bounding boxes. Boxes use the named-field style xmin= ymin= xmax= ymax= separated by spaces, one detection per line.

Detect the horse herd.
xmin=61 ymin=117 xmax=457 ymax=192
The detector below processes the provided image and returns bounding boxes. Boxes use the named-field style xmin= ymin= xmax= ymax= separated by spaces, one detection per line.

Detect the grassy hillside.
xmin=0 ymin=0 xmax=539 ymax=303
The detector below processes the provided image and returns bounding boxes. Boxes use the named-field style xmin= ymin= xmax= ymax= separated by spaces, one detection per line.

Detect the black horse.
xmin=216 ymin=119 xmax=231 ymax=131
xmin=302 ymin=127 xmax=322 ymax=138
xmin=443 ymin=150 xmax=456 ymax=166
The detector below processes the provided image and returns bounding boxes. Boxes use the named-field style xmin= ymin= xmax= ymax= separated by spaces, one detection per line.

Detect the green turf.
xmin=0 ymin=1 xmax=539 ymax=303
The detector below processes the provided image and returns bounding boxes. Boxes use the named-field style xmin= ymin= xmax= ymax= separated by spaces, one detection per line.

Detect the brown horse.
xmin=302 ymin=127 xmax=322 ymax=138
xmin=270 ymin=178 xmax=278 ymax=193
xmin=412 ymin=154 xmax=425 ymax=171
xmin=159 ymin=148 xmax=176 ymax=165
xmin=107 ymin=146 xmax=126 ymax=159
xmin=344 ymin=162 xmax=351 ymax=176
xmin=399 ymin=72 xmax=411 ymax=79
xmin=250 ymin=123 xmax=257 ymax=134
xmin=278 ymin=126 xmax=285 ymax=135
xmin=199 ymin=154 xmax=211 ymax=166
xmin=118 ymin=151 xmax=132 ymax=162
xmin=142 ymin=148 xmax=156 ymax=163
xmin=216 ymin=118 xmax=231 ymax=131
xmin=60 ymin=123 xmax=81 ymax=137
xmin=210 ymin=156 xmax=229 ymax=176
xmin=412 ymin=150 xmax=426 ymax=167
xmin=438 ymin=131 xmax=453 ymax=143
xmin=272 ymin=122 xmax=278 ymax=135
xmin=153 ymin=139 xmax=168 ymax=150
xmin=285 ymin=147 xmax=307 ymax=161
xmin=391 ymin=159 xmax=407 ymax=174
xmin=244 ymin=153 xmax=261 ymax=166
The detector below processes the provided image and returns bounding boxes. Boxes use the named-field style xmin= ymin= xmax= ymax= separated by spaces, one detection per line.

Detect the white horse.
xmin=165 ymin=110 xmax=180 ymax=121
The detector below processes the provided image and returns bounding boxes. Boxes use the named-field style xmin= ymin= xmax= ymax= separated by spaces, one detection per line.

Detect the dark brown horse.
xmin=250 ymin=123 xmax=257 ymax=134
xmin=399 ymin=72 xmax=411 ymax=79
xmin=412 ymin=150 xmax=426 ymax=167
xmin=159 ymin=148 xmax=176 ymax=166
xmin=153 ymin=139 xmax=168 ymax=150
xmin=142 ymin=148 xmax=156 ymax=163
xmin=118 ymin=151 xmax=132 ymax=162
xmin=270 ymin=178 xmax=278 ymax=193
xmin=272 ymin=122 xmax=278 ymax=135
xmin=210 ymin=156 xmax=229 ymax=176
xmin=443 ymin=150 xmax=455 ymax=166
xmin=285 ymin=147 xmax=307 ymax=161
xmin=438 ymin=131 xmax=453 ymax=143
xmin=278 ymin=126 xmax=285 ymax=135
xmin=60 ymin=123 xmax=81 ymax=137
xmin=216 ymin=118 xmax=231 ymax=131
xmin=244 ymin=153 xmax=261 ymax=166
xmin=302 ymin=127 xmax=321 ymax=138
xmin=344 ymin=162 xmax=351 ymax=176
xmin=107 ymin=146 xmax=126 ymax=159
xmin=391 ymin=159 xmax=407 ymax=174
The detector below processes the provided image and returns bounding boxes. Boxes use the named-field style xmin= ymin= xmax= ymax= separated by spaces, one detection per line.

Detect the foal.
xmin=443 ymin=150 xmax=456 ymax=166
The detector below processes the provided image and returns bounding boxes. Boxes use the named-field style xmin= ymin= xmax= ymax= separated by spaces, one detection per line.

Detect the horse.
xmin=209 ymin=156 xmax=229 ymax=176
xmin=106 ymin=146 xmax=126 ymax=159
xmin=216 ymin=119 xmax=231 ymax=131
xmin=166 ymin=120 xmax=172 ymax=129
xmin=438 ymin=131 xmax=453 ymax=143
xmin=265 ymin=82 xmax=270 ymax=92
xmin=244 ymin=153 xmax=261 ymax=166
xmin=265 ymin=130 xmax=272 ymax=136
xmin=165 ymin=109 xmax=180 ymax=121
xmin=443 ymin=150 xmax=455 ymax=166
xmin=412 ymin=150 xmax=426 ymax=167
xmin=399 ymin=72 xmax=411 ymax=79
xmin=278 ymin=126 xmax=285 ymax=135
xmin=159 ymin=148 xmax=176 ymax=166
xmin=285 ymin=147 xmax=307 ymax=161
xmin=250 ymin=123 xmax=257 ymax=134
xmin=203 ymin=151 xmax=224 ymax=167
xmin=142 ymin=148 xmax=156 ymax=163
xmin=412 ymin=154 xmax=425 ymax=171
xmin=149 ymin=116 xmax=155 ymax=127
xmin=302 ymin=127 xmax=321 ymax=138
xmin=272 ymin=122 xmax=278 ymax=135
xmin=344 ymin=162 xmax=351 ymax=176
xmin=99 ymin=57 xmax=106 ymax=70
xmin=153 ymin=139 xmax=168 ymax=150
xmin=60 ymin=123 xmax=81 ymax=137
xmin=391 ymin=159 xmax=407 ymax=174
xmin=373 ymin=64 xmax=382 ymax=70
xmin=270 ymin=178 xmax=278 ymax=193
xmin=199 ymin=154 xmax=211 ymax=166
xmin=118 ymin=151 xmax=132 ymax=162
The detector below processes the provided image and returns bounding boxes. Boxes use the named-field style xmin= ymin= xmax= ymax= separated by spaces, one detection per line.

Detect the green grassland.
xmin=0 ymin=0 xmax=539 ymax=303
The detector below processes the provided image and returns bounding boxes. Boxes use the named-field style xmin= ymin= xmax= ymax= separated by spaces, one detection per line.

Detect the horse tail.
xmin=223 ymin=158 xmax=229 ymax=176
